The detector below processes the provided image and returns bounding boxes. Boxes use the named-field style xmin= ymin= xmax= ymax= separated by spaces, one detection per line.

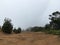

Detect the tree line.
xmin=26 ymin=11 xmax=60 ymax=35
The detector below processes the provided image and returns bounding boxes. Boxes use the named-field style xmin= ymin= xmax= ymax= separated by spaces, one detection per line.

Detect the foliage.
xmin=17 ymin=27 xmax=21 ymax=33
xmin=13 ymin=27 xmax=21 ymax=34
xmin=45 ymin=30 xmax=60 ymax=35
xmin=45 ymin=24 xmax=50 ymax=30
xmin=2 ymin=18 xmax=13 ymax=34
xmin=13 ymin=28 xmax=16 ymax=33
xmin=27 ymin=26 xmax=44 ymax=32
xmin=42 ymin=11 xmax=60 ymax=35
xmin=49 ymin=11 xmax=60 ymax=30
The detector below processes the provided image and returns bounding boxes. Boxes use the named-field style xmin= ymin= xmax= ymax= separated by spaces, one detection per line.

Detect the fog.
xmin=0 ymin=0 xmax=60 ymax=29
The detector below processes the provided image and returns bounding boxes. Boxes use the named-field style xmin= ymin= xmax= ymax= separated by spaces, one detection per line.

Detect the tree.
xmin=45 ymin=24 xmax=50 ymax=30
xmin=13 ymin=28 xmax=17 ymax=33
xmin=13 ymin=27 xmax=21 ymax=34
xmin=2 ymin=18 xmax=13 ymax=34
xmin=49 ymin=11 xmax=60 ymax=30
xmin=30 ymin=26 xmax=43 ymax=32
xmin=17 ymin=27 xmax=21 ymax=33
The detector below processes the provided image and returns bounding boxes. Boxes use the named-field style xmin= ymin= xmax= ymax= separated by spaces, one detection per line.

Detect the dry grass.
xmin=0 ymin=32 xmax=60 ymax=45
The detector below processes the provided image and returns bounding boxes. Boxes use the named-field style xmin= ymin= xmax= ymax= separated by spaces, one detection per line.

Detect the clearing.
xmin=0 ymin=32 xmax=60 ymax=45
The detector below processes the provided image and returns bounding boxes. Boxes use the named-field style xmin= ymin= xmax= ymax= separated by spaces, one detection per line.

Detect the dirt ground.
xmin=0 ymin=32 xmax=60 ymax=45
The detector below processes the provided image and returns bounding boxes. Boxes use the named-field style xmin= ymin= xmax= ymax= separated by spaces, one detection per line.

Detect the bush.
xmin=13 ymin=27 xmax=21 ymax=34
xmin=13 ymin=28 xmax=16 ymax=33
xmin=30 ymin=26 xmax=43 ymax=32
xmin=45 ymin=30 xmax=53 ymax=34
xmin=2 ymin=18 xmax=13 ymax=34
xmin=52 ymin=30 xmax=60 ymax=35
xmin=45 ymin=30 xmax=60 ymax=35
xmin=17 ymin=27 xmax=21 ymax=33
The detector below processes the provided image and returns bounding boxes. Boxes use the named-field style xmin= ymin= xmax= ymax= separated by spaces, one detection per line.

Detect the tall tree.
xmin=2 ymin=18 xmax=13 ymax=34
xmin=49 ymin=11 xmax=60 ymax=29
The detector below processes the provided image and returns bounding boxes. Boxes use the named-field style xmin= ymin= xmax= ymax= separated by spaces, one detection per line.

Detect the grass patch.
xmin=43 ymin=30 xmax=60 ymax=35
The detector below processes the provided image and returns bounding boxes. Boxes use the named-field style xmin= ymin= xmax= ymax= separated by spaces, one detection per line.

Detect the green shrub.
xmin=13 ymin=27 xmax=21 ymax=34
xmin=2 ymin=18 xmax=13 ymax=34
xmin=17 ymin=27 xmax=21 ymax=33
xmin=30 ymin=26 xmax=44 ymax=32
xmin=45 ymin=29 xmax=60 ymax=35
xmin=45 ymin=30 xmax=52 ymax=34
xmin=52 ymin=30 xmax=60 ymax=35
xmin=13 ymin=28 xmax=16 ymax=33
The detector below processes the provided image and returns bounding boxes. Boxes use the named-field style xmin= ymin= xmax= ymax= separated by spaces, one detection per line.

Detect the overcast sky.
xmin=0 ymin=0 xmax=60 ymax=29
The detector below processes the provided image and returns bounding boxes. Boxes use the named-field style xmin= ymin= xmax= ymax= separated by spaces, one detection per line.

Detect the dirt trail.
xmin=0 ymin=32 xmax=60 ymax=45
